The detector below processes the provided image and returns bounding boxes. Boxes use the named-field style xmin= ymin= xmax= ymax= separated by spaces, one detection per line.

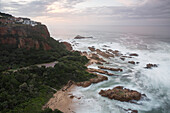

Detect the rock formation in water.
xmin=74 ymin=35 xmax=93 ymax=39
xmin=99 ymin=86 xmax=146 ymax=102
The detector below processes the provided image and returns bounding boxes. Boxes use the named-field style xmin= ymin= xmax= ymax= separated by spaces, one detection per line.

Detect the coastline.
xmin=43 ymin=83 xmax=77 ymax=113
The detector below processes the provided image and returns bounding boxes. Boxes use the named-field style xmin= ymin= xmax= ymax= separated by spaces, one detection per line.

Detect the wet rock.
xmin=145 ymin=63 xmax=158 ymax=69
xmin=89 ymin=53 xmax=106 ymax=62
xmin=87 ymin=68 xmax=115 ymax=76
xmin=98 ymin=66 xmax=123 ymax=72
xmin=88 ymin=47 xmax=95 ymax=52
xmin=96 ymin=49 xmax=114 ymax=58
xmin=99 ymin=86 xmax=145 ymax=102
xmin=128 ymin=61 xmax=136 ymax=65
xmin=76 ymin=75 xmax=108 ymax=87
xmin=108 ymin=49 xmax=122 ymax=57
xmin=129 ymin=53 xmax=139 ymax=57
xmin=74 ymin=35 xmax=93 ymax=39
xmin=120 ymin=57 xmax=125 ymax=61
xmin=96 ymin=61 xmax=103 ymax=65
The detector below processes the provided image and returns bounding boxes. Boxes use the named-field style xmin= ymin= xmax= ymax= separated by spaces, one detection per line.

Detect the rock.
xmin=76 ymin=75 xmax=108 ymax=87
xmin=96 ymin=49 xmax=114 ymax=58
xmin=96 ymin=61 xmax=103 ymax=65
xmin=120 ymin=57 xmax=125 ymax=61
xmin=70 ymin=95 xmax=75 ymax=99
xmin=108 ymin=49 xmax=121 ymax=57
xmin=62 ymin=42 xmax=73 ymax=51
xmin=88 ymin=47 xmax=95 ymax=52
xmin=87 ymin=68 xmax=115 ymax=76
xmin=98 ymin=66 xmax=123 ymax=72
xmin=129 ymin=53 xmax=139 ymax=57
xmin=90 ymin=53 xmax=106 ymax=62
xmin=145 ymin=63 xmax=158 ymax=69
xmin=128 ymin=61 xmax=136 ymax=65
xmin=99 ymin=86 xmax=145 ymax=102
xmin=74 ymin=35 xmax=93 ymax=39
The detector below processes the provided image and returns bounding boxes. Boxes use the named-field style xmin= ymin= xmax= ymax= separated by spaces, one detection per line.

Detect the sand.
xmin=43 ymin=84 xmax=78 ymax=113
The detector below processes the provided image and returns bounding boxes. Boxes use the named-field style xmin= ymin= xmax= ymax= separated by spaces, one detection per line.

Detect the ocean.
xmin=51 ymin=25 xmax=170 ymax=113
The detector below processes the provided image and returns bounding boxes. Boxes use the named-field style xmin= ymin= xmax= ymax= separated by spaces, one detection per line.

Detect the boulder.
xmin=99 ymin=86 xmax=145 ymax=102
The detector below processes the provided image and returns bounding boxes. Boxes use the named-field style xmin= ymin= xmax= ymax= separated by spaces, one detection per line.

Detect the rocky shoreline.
xmin=44 ymin=42 xmax=159 ymax=113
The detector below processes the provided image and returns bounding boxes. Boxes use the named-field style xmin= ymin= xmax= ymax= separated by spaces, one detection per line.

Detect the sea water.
xmin=52 ymin=25 xmax=170 ymax=113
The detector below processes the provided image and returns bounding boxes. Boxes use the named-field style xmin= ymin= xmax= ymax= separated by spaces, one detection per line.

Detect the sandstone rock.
xmin=98 ymin=66 xmax=123 ymax=72
xmin=99 ymin=86 xmax=145 ymax=102
xmin=62 ymin=42 xmax=73 ymax=51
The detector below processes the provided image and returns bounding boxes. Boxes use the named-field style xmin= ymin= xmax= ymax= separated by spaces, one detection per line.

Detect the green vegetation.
xmin=0 ymin=39 xmax=69 ymax=72
xmin=0 ymin=13 xmax=96 ymax=112
xmin=0 ymin=40 xmax=96 ymax=113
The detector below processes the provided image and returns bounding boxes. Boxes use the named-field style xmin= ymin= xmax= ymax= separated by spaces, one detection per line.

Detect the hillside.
xmin=0 ymin=12 xmax=69 ymax=71
xmin=0 ymin=12 xmax=96 ymax=113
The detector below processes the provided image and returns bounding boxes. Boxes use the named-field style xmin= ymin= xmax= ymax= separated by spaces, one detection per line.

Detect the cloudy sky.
xmin=0 ymin=0 xmax=170 ymax=26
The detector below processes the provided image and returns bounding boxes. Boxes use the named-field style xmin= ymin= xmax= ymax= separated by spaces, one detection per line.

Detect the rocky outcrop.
xmin=87 ymin=68 xmax=115 ymax=76
xmin=129 ymin=53 xmax=139 ymax=57
xmin=98 ymin=66 xmax=123 ymax=72
xmin=128 ymin=61 xmax=136 ymax=65
xmin=88 ymin=47 xmax=95 ymax=52
xmin=74 ymin=35 xmax=93 ymax=39
xmin=76 ymin=74 xmax=108 ymax=87
xmin=96 ymin=49 xmax=114 ymax=58
xmin=62 ymin=42 xmax=73 ymax=51
xmin=108 ymin=49 xmax=122 ymax=57
xmin=145 ymin=63 xmax=158 ymax=69
xmin=0 ymin=16 xmax=54 ymax=51
xmin=99 ymin=86 xmax=145 ymax=102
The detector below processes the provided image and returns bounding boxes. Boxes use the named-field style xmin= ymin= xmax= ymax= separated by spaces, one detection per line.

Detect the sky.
xmin=0 ymin=0 xmax=170 ymax=26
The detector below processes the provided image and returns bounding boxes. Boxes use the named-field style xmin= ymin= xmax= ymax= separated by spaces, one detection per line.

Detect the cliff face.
xmin=0 ymin=14 xmax=52 ymax=50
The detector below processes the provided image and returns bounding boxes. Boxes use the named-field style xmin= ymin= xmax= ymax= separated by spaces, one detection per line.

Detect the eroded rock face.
xmin=145 ymin=63 xmax=158 ymax=69
xmin=98 ymin=66 xmax=123 ymax=72
xmin=0 ymin=20 xmax=53 ymax=50
xmin=62 ymin=42 xmax=73 ymax=51
xmin=99 ymin=86 xmax=145 ymax=102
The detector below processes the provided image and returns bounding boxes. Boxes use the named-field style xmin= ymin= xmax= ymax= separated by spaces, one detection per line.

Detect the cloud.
xmin=1 ymin=0 xmax=170 ymax=25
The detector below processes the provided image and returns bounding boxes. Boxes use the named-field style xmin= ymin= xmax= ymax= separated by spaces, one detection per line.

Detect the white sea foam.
xmin=64 ymin=31 xmax=170 ymax=113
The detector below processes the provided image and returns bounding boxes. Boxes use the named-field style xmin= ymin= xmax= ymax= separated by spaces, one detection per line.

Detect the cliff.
xmin=0 ymin=13 xmax=53 ymax=50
